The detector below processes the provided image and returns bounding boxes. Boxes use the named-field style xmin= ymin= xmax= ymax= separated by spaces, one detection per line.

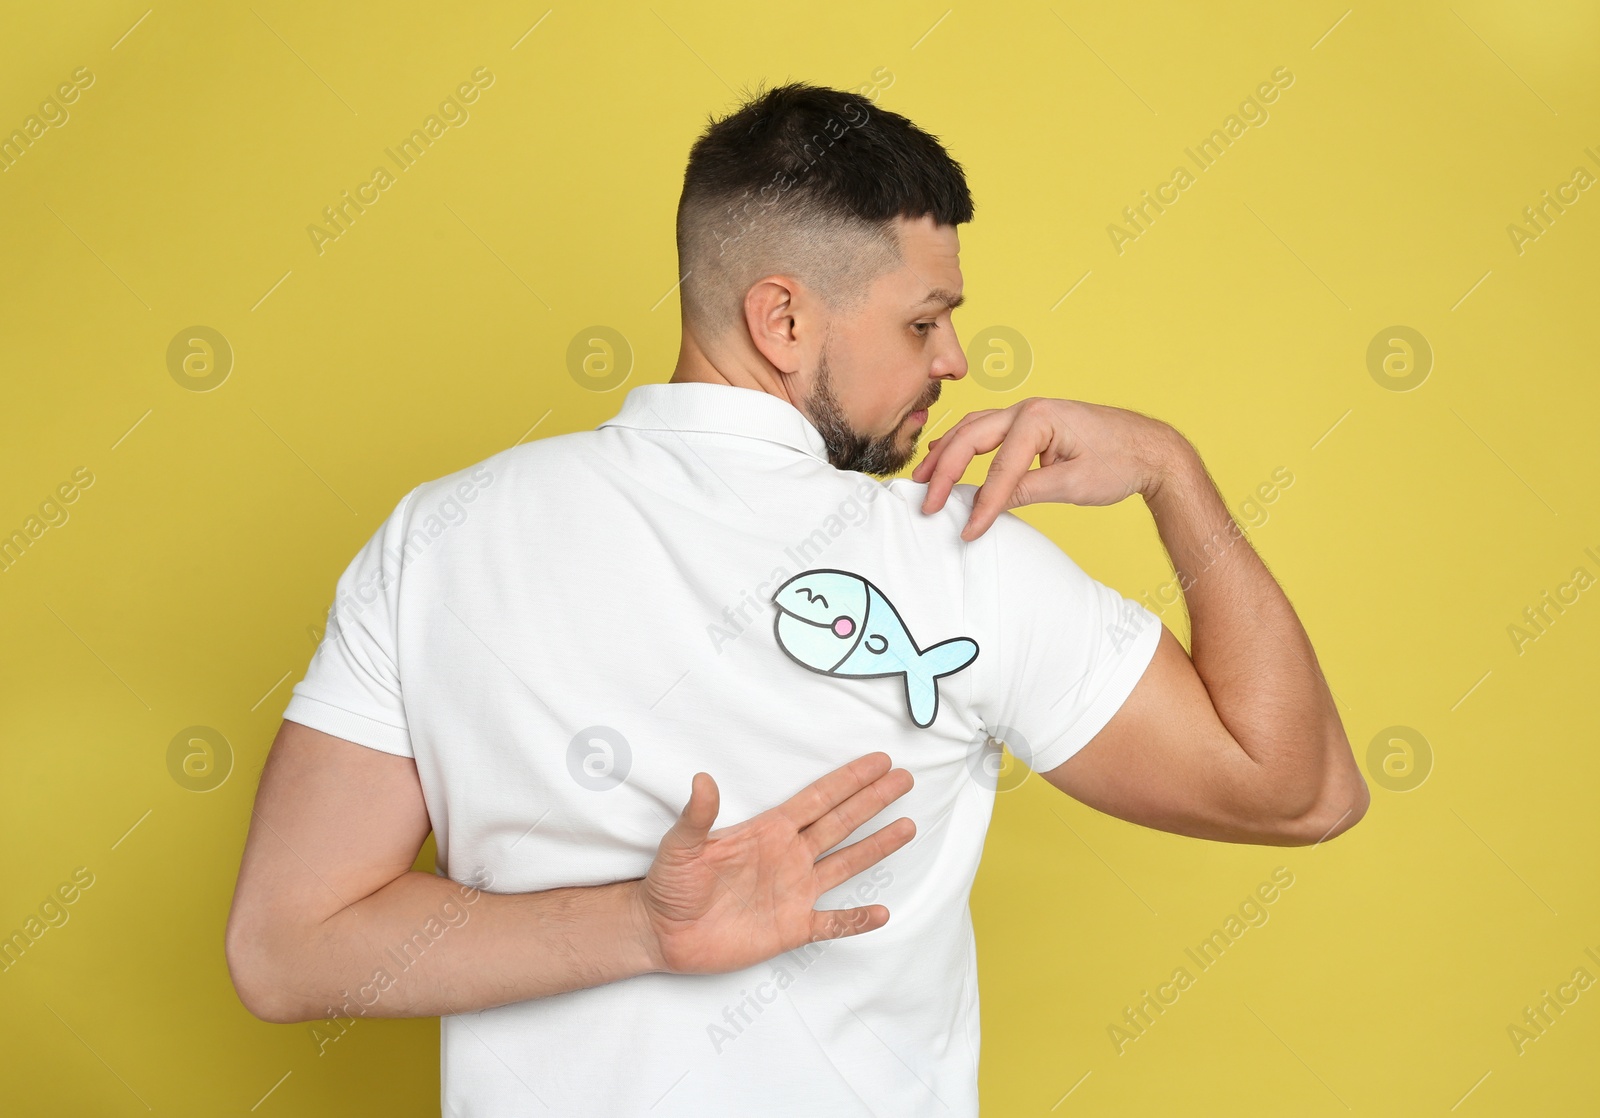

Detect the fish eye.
xmin=865 ymin=634 xmax=888 ymax=654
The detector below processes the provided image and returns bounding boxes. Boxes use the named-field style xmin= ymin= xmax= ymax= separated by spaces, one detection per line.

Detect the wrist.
xmin=1141 ymin=425 xmax=1199 ymax=505
xmin=620 ymin=878 xmax=666 ymax=976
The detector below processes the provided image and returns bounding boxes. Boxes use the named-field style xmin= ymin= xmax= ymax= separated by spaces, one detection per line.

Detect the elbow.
xmin=237 ymin=993 xmax=304 ymax=1026
xmin=1272 ymin=765 xmax=1370 ymax=847
xmin=225 ymin=916 xmax=316 ymax=1024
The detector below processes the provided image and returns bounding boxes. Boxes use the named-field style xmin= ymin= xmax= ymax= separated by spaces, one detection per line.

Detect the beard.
xmin=801 ymin=343 xmax=938 ymax=476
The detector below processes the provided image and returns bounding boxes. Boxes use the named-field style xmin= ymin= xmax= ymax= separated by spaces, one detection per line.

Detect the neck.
xmin=669 ymin=325 xmax=801 ymax=410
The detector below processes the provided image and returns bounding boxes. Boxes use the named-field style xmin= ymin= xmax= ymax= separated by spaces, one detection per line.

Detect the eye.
xmin=865 ymin=634 xmax=888 ymax=654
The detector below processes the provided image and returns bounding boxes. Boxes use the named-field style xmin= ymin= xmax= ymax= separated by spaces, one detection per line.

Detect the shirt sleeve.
xmin=282 ymin=489 xmax=418 ymax=758
xmin=966 ymin=494 xmax=1163 ymax=775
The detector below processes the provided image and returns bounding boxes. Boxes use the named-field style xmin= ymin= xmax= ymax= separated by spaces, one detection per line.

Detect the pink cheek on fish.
xmin=832 ymin=616 xmax=855 ymax=638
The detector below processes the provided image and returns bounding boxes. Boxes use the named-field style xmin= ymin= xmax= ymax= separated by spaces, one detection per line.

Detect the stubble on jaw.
xmin=801 ymin=345 xmax=936 ymax=476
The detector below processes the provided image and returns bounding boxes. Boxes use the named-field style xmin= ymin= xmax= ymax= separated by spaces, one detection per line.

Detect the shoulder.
xmin=876 ymin=478 xmax=1075 ymax=560
xmin=874 ymin=477 xmax=980 ymax=532
xmin=401 ymin=431 xmax=602 ymax=513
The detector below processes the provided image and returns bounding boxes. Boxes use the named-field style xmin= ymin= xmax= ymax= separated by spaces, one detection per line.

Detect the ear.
xmin=743 ymin=276 xmax=804 ymax=374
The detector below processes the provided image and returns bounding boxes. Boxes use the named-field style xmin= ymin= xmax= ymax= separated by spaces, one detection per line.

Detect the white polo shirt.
xmin=284 ymin=380 xmax=1161 ymax=1117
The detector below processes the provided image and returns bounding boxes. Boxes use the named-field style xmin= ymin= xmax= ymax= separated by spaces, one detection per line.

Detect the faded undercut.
xmin=675 ymin=82 xmax=974 ymax=340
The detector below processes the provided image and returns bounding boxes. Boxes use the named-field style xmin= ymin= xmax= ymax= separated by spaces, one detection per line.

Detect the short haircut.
xmin=675 ymin=82 xmax=975 ymax=339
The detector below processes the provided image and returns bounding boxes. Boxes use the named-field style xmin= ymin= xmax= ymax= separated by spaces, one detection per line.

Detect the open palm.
xmin=636 ymin=753 xmax=916 ymax=975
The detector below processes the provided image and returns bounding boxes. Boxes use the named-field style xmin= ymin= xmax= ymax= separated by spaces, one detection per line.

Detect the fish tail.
xmin=904 ymin=638 xmax=979 ymax=727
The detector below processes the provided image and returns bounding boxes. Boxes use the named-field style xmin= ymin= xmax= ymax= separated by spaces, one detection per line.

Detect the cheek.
xmin=829 ymin=325 xmax=921 ymax=427
xmin=869 ymin=370 xmax=920 ymax=425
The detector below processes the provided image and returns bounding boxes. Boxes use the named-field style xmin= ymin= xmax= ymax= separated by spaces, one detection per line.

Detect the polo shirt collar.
xmin=597 ymin=381 xmax=832 ymax=464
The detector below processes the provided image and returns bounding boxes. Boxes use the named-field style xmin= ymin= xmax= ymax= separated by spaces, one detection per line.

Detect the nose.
xmin=935 ymin=327 xmax=968 ymax=382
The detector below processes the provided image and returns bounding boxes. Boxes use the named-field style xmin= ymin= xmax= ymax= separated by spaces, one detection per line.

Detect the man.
xmin=225 ymin=83 xmax=1367 ymax=1116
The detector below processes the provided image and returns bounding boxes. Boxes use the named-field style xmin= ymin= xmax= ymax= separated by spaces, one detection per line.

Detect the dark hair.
xmin=675 ymin=82 xmax=974 ymax=335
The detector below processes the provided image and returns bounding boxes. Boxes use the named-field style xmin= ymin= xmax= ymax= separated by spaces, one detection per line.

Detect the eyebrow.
xmin=913 ymin=288 xmax=965 ymax=311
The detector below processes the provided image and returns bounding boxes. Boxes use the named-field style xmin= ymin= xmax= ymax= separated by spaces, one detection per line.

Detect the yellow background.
xmin=1 ymin=0 xmax=1596 ymax=1113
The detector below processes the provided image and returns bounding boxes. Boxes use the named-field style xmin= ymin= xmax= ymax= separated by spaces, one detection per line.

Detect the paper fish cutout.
xmin=771 ymin=568 xmax=979 ymax=728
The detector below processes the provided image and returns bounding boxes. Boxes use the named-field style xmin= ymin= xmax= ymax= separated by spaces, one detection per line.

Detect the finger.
xmin=662 ymin=771 xmax=719 ymax=853
xmin=911 ymin=415 xmax=968 ymax=485
xmin=913 ymin=411 xmax=989 ymax=496
xmin=912 ymin=432 xmax=959 ymax=488
xmin=801 ymin=766 xmax=913 ymax=856
xmin=921 ymin=411 xmax=1017 ymax=515
xmin=963 ymin=415 xmax=1055 ymax=542
xmin=937 ymin=408 xmax=1002 ymax=445
xmin=774 ymin=752 xmax=892 ymax=831
xmin=808 ymin=903 xmax=890 ymax=943
xmin=813 ymin=816 xmax=916 ymax=893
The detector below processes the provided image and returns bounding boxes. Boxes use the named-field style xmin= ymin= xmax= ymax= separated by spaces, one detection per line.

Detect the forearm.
xmin=239 ymin=869 xmax=659 ymax=1024
xmin=1143 ymin=432 xmax=1366 ymax=833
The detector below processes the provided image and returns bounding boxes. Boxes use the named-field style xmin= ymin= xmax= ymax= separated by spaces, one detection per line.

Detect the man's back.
xmin=285 ymin=381 xmax=1160 ymax=1116
xmin=228 ymin=76 xmax=1366 ymax=1117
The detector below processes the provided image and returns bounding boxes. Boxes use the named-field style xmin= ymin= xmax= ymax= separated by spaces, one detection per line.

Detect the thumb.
xmin=668 ymin=771 xmax=719 ymax=850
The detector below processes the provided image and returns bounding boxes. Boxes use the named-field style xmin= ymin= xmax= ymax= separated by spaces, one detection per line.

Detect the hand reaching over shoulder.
xmin=911 ymin=397 xmax=1187 ymax=541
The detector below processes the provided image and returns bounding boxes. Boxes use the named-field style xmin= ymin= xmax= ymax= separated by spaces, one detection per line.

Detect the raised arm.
xmin=224 ymin=720 xmax=916 ymax=1023
xmin=913 ymin=397 xmax=1368 ymax=847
